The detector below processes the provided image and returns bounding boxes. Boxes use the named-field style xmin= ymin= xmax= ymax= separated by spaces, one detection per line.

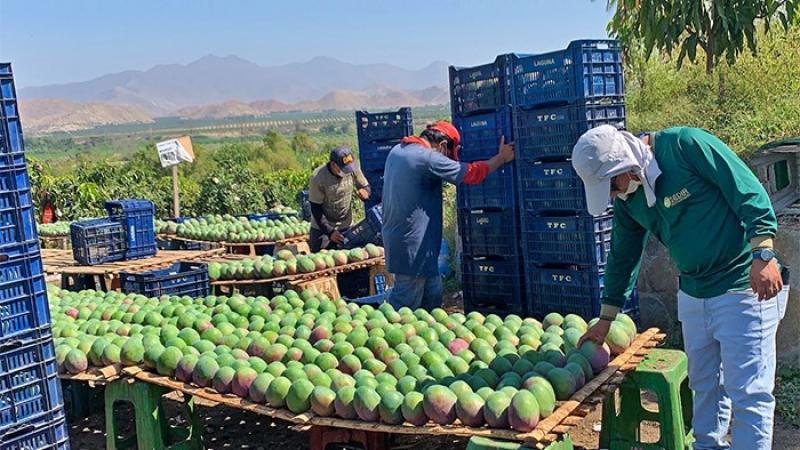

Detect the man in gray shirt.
xmin=308 ymin=146 xmax=370 ymax=252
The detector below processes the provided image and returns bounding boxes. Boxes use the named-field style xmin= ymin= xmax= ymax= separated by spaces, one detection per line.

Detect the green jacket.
xmin=603 ymin=127 xmax=777 ymax=311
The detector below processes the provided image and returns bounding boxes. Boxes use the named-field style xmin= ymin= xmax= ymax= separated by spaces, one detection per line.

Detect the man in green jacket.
xmin=572 ymin=125 xmax=789 ymax=450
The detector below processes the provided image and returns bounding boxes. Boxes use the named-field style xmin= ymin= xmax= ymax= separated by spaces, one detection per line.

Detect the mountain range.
xmin=20 ymin=55 xmax=451 ymax=122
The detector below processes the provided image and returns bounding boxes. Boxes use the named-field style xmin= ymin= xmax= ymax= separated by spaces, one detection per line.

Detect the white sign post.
xmin=156 ymin=136 xmax=195 ymax=218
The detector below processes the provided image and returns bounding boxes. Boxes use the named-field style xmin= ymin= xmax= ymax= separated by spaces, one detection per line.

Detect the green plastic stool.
xmin=105 ymin=378 xmax=203 ymax=450
xmin=466 ymin=435 xmax=574 ymax=450
xmin=600 ymin=349 xmax=694 ymax=450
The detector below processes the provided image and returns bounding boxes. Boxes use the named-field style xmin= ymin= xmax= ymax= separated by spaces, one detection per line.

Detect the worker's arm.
xmin=678 ymin=128 xmax=778 ymax=245
xmin=427 ymin=137 xmax=514 ymax=185
xmin=308 ymin=177 xmax=334 ymax=235
xmin=580 ymin=204 xmax=648 ymax=345
xmin=352 ymin=167 xmax=371 ymax=200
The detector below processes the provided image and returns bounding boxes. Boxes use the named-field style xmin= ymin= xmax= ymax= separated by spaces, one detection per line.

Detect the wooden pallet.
xmin=61 ymin=328 xmax=664 ymax=448
xmin=42 ymin=248 xmax=225 ymax=291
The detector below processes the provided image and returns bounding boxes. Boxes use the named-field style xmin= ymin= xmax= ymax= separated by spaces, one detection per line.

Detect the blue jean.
xmin=678 ymin=286 xmax=789 ymax=450
xmin=388 ymin=274 xmax=442 ymax=310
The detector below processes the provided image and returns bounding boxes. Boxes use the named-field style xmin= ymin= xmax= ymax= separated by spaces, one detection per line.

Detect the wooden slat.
xmin=43 ymin=248 xmax=225 ymax=276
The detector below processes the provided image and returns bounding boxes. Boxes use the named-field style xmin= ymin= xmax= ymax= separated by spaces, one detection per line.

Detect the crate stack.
xmin=449 ymin=56 xmax=529 ymax=316
xmin=71 ymin=199 xmax=157 ymax=266
xmin=0 ymin=63 xmax=70 ymax=449
xmin=509 ymin=40 xmax=639 ymax=321
xmin=355 ymin=108 xmax=414 ymax=210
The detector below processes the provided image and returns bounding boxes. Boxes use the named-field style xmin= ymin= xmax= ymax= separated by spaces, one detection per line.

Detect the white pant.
xmin=678 ymin=287 xmax=789 ymax=450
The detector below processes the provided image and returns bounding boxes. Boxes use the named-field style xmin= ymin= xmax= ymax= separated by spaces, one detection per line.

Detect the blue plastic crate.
xmin=511 ymin=40 xmax=624 ymax=108
xmin=0 ymin=329 xmax=64 ymax=435
xmin=356 ymin=108 xmax=413 ymax=143
xmin=461 ymin=256 xmax=527 ymax=315
xmin=521 ymin=213 xmax=613 ymax=267
xmin=0 ymin=66 xmax=26 ymax=163
xmin=449 ymin=55 xmax=511 ymax=116
xmin=0 ymin=252 xmax=50 ymax=342
xmin=458 ymin=208 xmax=521 ymax=257
xmin=514 ymin=102 xmax=626 ymax=163
xmin=105 ymin=199 xmax=157 ymax=260
xmin=453 ymin=107 xmax=513 ymax=162
xmin=344 ymin=205 xmax=382 ymax=248
xmin=0 ymin=167 xmax=36 ymax=249
xmin=70 ymin=218 xmax=127 ymax=265
xmin=0 ymin=410 xmax=69 ymax=450
xmin=359 ymin=140 xmax=400 ymax=173
xmin=121 ymin=261 xmax=210 ymax=298
xmin=518 ymin=161 xmax=610 ymax=214
xmin=527 ymin=266 xmax=639 ymax=320
xmin=456 ymin=164 xmax=517 ymax=210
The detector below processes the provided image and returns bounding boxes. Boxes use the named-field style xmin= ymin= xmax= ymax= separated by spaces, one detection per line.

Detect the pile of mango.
xmin=207 ymin=244 xmax=384 ymax=281
xmin=49 ymin=286 xmax=636 ymax=432
xmin=156 ymin=215 xmax=310 ymax=243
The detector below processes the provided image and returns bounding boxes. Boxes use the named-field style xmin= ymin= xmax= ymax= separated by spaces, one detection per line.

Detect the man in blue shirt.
xmin=382 ymin=121 xmax=514 ymax=310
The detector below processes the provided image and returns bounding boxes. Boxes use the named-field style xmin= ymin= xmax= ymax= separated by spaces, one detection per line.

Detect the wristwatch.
xmin=752 ymin=247 xmax=776 ymax=262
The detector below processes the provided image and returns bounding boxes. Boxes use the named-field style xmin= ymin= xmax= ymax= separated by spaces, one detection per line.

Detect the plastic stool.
xmin=105 ymin=378 xmax=203 ymax=450
xmin=308 ymin=426 xmax=389 ymax=450
xmin=600 ymin=349 xmax=694 ymax=450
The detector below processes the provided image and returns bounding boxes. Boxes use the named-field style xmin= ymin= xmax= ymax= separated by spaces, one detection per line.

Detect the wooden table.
xmin=60 ymin=329 xmax=665 ymax=449
xmin=42 ymin=248 xmax=225 ymax=291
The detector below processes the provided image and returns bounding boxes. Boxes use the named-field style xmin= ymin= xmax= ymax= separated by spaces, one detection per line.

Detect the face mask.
xmin=617 ymin=179 xmax=641 ymax=201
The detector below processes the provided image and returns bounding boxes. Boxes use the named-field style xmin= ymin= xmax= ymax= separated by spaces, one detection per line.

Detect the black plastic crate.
xmin=449 ymin=55 xmax=511 ymax=116
xmin=356 ymin=108 xmax=413 ymax=143
xmin=0 ymin=328 xmax=64 ymax=435
xmin=0 ymin=250 xmax=50 ymax=343
xmin=458 ymin=208 xmax=521 ymax=257
xmin=105 ymin=199 xmax=157 ymax=260
xmin=461 ymin=256 xmax=527 ymax=315
xmin=456 ymin=164 xmax=517 ymax=210
xmin=120 ymin=261 xmax=210 ymax=298
xmin=527 ymin=266 xmax=639 ymax=320
xmin=518 ymin=160 xmax=611 ymax=214
xmin=514 ymin=101 xmax=625 ymax=163
xmin=521 ymin=213 xmax=613 ymax=267
xmin=359 ymin=140 xmax=400 ymax=174
xmin=70 ymin=218 xmax=126 ymax=265
xmin=510 ymin=40 xmax=624 ymax=108
xmin=344 ymin=205 xmax=382 ymax=248
xmin=453 ymin=107 xmax=513 ymax=162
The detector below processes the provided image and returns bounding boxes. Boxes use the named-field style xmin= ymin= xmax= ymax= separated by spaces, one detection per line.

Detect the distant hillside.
xmin=20 ymin=55 xmax=450 ymax=115
xmin=19 ymin=99 xmax=153 ymax=133
xmin=174 ymin=86 xmax=449 ymax=120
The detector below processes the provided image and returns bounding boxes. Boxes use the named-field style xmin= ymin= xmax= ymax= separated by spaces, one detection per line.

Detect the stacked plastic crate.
xmin=450 ymin=56 xmax=529 ymax=316
xmin=0 ymin=63 xmax=69 ymax=449
xmin=511 ymin=40 xmax=639 ymax=321
xmin=355 ymin=108 xmax=413 ymax=210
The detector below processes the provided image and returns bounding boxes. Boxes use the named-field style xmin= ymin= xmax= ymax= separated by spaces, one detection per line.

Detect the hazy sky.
xmin=0 ymin=0 xmax=614 ymax=88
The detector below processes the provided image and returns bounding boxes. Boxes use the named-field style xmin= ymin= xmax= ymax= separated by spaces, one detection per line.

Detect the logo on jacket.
xmin=663 ymin=188 xmax=690 ymax=208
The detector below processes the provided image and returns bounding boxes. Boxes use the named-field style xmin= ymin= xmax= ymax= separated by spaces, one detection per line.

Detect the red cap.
xmin=428 ymin=120 xmax=461 ymax=160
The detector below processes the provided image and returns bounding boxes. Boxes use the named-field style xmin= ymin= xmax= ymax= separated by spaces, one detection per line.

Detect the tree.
xmin=607 ymin=0 xmax=796 ymax=73
xmin=291 ymin=132 xmax=317 ymax=154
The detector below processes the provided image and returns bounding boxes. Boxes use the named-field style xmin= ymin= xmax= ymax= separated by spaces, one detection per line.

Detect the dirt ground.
xmin=65 ymin=393 xmax=800 ymax=450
